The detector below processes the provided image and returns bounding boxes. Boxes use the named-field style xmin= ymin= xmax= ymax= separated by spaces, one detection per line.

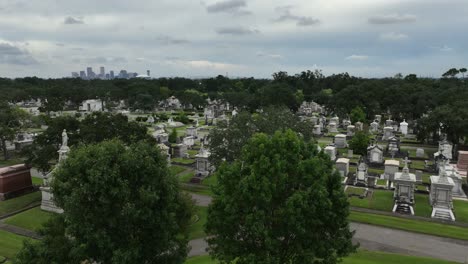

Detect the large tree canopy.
xmin=206 ymin=130 xmax=356 ymax=264
xmin=16 ymin=140 xmax=193 ymax=264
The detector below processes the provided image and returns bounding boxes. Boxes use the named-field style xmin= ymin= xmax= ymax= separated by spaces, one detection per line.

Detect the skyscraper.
xmin=80 ymin=71 xmax=86 ymax=79
xmin=86 ymin=67 xmax=94 ymax=79
xmin=110 ymin=70 xmax=114 ymax=79
xmin=100 ymin=66 xmax=105 ymax=76
xmin=71 ymin=72 xmax=79 ymax=78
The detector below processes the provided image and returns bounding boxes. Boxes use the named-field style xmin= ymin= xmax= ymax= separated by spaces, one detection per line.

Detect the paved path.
xmin=0 ymin=222 xmax=41 ymax=239
xmin=189 ymin=193 xmax=468 ymax=262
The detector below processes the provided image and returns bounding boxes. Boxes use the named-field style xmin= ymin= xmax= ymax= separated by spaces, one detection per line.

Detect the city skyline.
xmin=0 ymin=0 xmax=467 ymax=79
xmin=71 ymin=66 xmax=146 ymax=79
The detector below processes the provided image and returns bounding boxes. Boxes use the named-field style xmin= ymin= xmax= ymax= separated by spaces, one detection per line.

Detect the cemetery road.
xmin=190 ymin=193 xmax=468 ymax=262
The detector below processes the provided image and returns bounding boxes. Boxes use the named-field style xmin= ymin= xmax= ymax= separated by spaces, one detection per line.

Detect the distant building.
xmin=71 ymin=72 xmax=79 ymax=78
xmin=86 ymin=67 xmax=95 ymax=79
xmin=110 ymin=70 xmax=114 ymax=79
xmin=100 ymin=66 xmax=105 ymax=76
xmin=80 ymin=71 xmax=86 ymax=79
xmin=79 ymin=99 xmax=104 ymax=112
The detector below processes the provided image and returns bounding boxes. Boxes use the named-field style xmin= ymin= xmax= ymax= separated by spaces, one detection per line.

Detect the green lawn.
xmin=413 ymin=194 xmax=432 ymax=217
xmin=179 ymin=171 xmax=195 ymax=183
xmin=0 ymin=192 xmax=41 ymax=217
xmin=4 ymin=207 xmax=53 ymax=231
xmin=185 ymin=250 xmax=457 ymax=264
xmin=0 ymin=157 xmax=24 ymax=168
xmin=170 ymin=165 xmax=188 ymax=176
xmin=31 ymin=177 xmax=43 ymax=185
xmin=189 ymin=206 xmax=208 ymax=240
xmin=172 ymin=158 xmax=196 ymax=165
xmin=345 ymin=187 xmax=366 ymax=196
xmin=349 ymin=211 xmax=468 ymax=240
xmin=201 ymin=175 xmax=217 ymax=187
xmin=453 ymin=199 xmax=468 ymax=223
xmin=0 ymin=229 xmax=31 ymax=261
xmin=348 ymin=189 xmax=394 ymax=211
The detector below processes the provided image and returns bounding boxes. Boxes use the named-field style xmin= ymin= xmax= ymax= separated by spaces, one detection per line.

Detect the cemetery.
xmin=1 ymin=95 xmax=468 ymax=263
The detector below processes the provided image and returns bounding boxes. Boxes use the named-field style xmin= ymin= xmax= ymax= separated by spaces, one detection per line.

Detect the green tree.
xmin=0 ymin=102 xmax=28 ymax=160
xmin=17 ymin=140 xmax=193 ymax=263
xmin=38 ymin=98 xmax=65 ymax=115
xmin=206 ymin=130 xmax=356 ymax=264
xmin=442 ymin=68 xmax=460 ymax=78
xmin=169 ymin=128 xmax=178 ymax=143
xmin=460 ymin=68 xmax=467 ymax=79
xmin=348 ymin=131 xmax=371 ymax=156
xmin=349 ymin=106 xmax=366 ymax=124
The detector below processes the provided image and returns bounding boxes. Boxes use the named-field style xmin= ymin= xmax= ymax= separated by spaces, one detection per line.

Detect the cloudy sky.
xmin=0 ymin=0 xmax=467 ymax=78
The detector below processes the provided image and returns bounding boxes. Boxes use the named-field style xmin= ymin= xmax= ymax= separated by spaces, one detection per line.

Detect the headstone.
xmin=324 ymin=146 xmax=337 ymax=161
xmin=186 ymin=126 xmax=198 ymax=138
xmin=382 ymin=127 xmax=394 ymax=140
xmin=435 ymin=137 xmax=453 ymax=160
xmin=172 ymin=144 xmax=188 ymax=158
xmin=375 ymin=115 xmax=382 ymax=123
xmin=416 ymin=148 xmax=425 ymax=158
xmin=313 ymin=125 xmax=321 ymax=135
xmin=355 ymin=122 xmax=363 ymax=131
xmin=336 ymin=158 xmax=350 ymax=177
xmin=355 ymin=162 xmax=369 ymax=186
xmin=370 ymin=121 xmax=379 ymax=133
xmin=393 ymin=158 xmax=416 ymax=215
xmin=183 ymin=136 xmax=195 ymax=149
xmin=342 ymin=119 xmax=351 ymax=128
xmin=328 ymin=123 xmax=338 ymax=133
xmin=400 ymin=119 xmax=408 ymax=135
xmin=367 ymin=145 xmax=384 ymax=164
xmin=384 ymin=159 xmax=400 ymax=182
xmin=385 ymin=119 xmax=393 ymax=127
xmin=195 ymin=147 xmax=212 ymax=177
xmin=346 ymin=125 xmax=355 ymax=137
xmin=443 ymin=163 xmax=466 ymax=198
xmin=387 ymin=136 xmax=400 ymax=155
xmin=330 ymin=116 xmax=339 ymax=126
xmin=415 ymin=170 xmax=423 ymax=183
xmin=457 ymin=151 xmax=468 ymax=172
xmin=334 ymin=134 xmax=347 ymax=149
xmin=430 ymin=160 xmax=455 ymax=221
xmin=347 ymin=149 xmax=353 ymax=159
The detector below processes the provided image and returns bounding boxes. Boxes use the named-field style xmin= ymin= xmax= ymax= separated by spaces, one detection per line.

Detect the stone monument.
xmin=392 ymin=158 xmax=416 ymax=215
xmin=430 ymin=160 xmax=455 ymax=221
xmin=367 ymin=144 xmax=384 ymax=164
xmin=324 ymin=146 xmax=337 ymax=161
xmin=336 ymin=158 xmax=350 ymax=177
xmin=195 ymin=146 xmax=212 ymax=177
xmin=334 ymin=134 xmax=347 ymax=148
xmin=354 ymin=162 xmax=369 ymax=186
xmin=346 ymin=125 xmax=355 ymax=137
xmin=399 ymin=119 xmax=408 ymax=135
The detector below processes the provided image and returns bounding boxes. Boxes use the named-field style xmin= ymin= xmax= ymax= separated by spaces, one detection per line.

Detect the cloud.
xmin=205 ymin=0 xmax=251 ymax=15
xmin=165 ymin=58 xmax=243 ymax=71
xmin=273 ymin=6 xmax=319 ymax=26
xmin=430 ymin=45 xmax=453 ymax=52
xmin=368 ymin=14 xmax=416 ymax=24
xmin=379 ymin=32 xmax=408 ymax=41
xmin=64 ymin=16 xmax=84 ymax=24
xmin=256 ymin=51 xmax=283 ymax=59
xmin=85 ymin=56 xmax=127 ymax=64
xmin=155 ymin=35 xmax=190 ymax=45
xmin=55 ymin=43 xmax=65 ymax=47
xmin=345 ymin=55 xmax=369 ymax=61
xmin=0 ymin=42 xmax=38 ymax=65
xmin=216 ymin=26 xmax=259 ymax=35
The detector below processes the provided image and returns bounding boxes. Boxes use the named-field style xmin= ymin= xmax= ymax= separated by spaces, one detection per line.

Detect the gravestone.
xmin=384 ymin=159 xmax=400 ymax=182
xmin=382 ymin=127 xmax=394 ymax=140
xmin=415 ymin=170 xmax=423 ymax=184
xmin=430 ymin=160 xmax=455 ymax=221
xmin=393 ymin=158 xmax=416 ymax=215
xmin=387 ymin=136 xmax=400 ymax=155
xmin=311 ymin=116 xmax=318 ymax=125
xmin=346 ymin=125 xmax=355 ymax=137
xmin=342 ymin=119 xmax=351 ymax=128
xmin=416 ymin=148 xmax=425 ymax=158
xmin=334 ymin=134 xmax=347 ymax=148
xmin=457 ymin=151 xmax=468 ymax=172
xmin=183 ymin=136 xmax=195 ymax=149
xmin=324 ymin=146 xmax=337 ymax=161
xmin=172 ymin=144 xmax=188 ymax=158
xmin=348 ymin=149 xmax=353 ymax=159
xmin=336 ymin=158 xmax=350 ymax=177
xmin=443 ymin=164 xmax=466 ymax=198
xmin=355 ymin=122 xmax=363 ymax=131
xmin=328 ymin=123 xmax=338 ymax=133
xmin=186 ymin=126 xmax=198 ymax=138
xmin=370 ymin=121 xmax=379 ymax=133
xmin=367 ymin=145 xmax=384 ymax=164
xmin=195 ymin=147 xmax=212 ymax=177
xmin=375 ymin=115 xmax=382 ymax=123
xmin=313 ymin=125 xmax=321 ymax=135
xmin=385 ymin=119 xmax=393 ymax=127
xmin=147 ymin=116 xmax=155 ymax=124
xmin=400 ymin=119 xmax=408 ymax=135
xmin=354 ymin=162 xmax=369 ymax=186
xmin=435 ymin=137 xmax=453 ymax=160
xmin=330 ymin=116 xmax=339 ymax=126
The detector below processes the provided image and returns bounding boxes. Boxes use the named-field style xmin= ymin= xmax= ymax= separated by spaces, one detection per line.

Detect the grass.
xmin=4 ymin=207 xmax=53 ymax=231
xmin=170 ymin=165 xmax=188 ymax=176
xmin=376 ymin=179 xmax=387 ymax=185
xmin=201 ymin=175 xmax=217 ymax=187
xmin=188 ymin=150 xmax=199 ymax=157
xmin=348 ymin=189 xmax=394 ymax=211
xmin=0 ymin=229 xmax=31 ymax=261
xmin=413 ymin=194 xmax=432 ymax=217
xmin=189 ymin=206 xmax=208 ymax=240
xmin=179 ymin=171 xmax=195 ymax=183
xmin=349 ymin=211 xmax=468 ymax=241
xmin=345 ymin=187 xmax=366 ymax=196
xmin=0 ymin=192 xmax=41 ymax=217
xmin=453 ymin=199 xmax=468 ymax=223
xmin=185 ymin=250 xmax=457 ymax=264
xmin=172 ymin=158 xmax=196 ymax=165
xmin=0 ymin=157 xmax=24 ymax=168
xmin=31 ymin=177 xmax=42 ymax=185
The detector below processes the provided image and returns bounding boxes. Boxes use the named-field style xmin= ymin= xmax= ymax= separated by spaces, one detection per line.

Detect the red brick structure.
xmin=0 ymin=164 xmax=34 ymax=200
xmin=457 ymin=151 xmax=468 ymax=172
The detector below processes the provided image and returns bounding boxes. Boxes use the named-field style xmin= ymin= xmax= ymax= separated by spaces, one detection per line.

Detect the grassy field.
xmin=0 ymin=157 xmax=24 ymax=168
xmin=0 ymin=229 xmax=31 ymax=262
xmin=453 ymin=199 xmax=468 ymax=223
xmin=172 ymin=158 xmax=196 ymax=165
xmin=345 ymin=186 xmax=366 ymax=196
xmin=4 ymin=207 xmax=53 ymax=231
xmin=170 ymin=165 xmax=188 ymax=175
xmin=413 ymin=194 xmax=432 ymax=217
xmin=179 ymin=171 xmax=195 ymax=183
xmin=0 ymin=192 xmax=41 ymax=216
xmin=349 ymin=211 xmax=468 ymax=240
xmin=189 ymin=206 xmax=208 ymax=240
xmin=31 ymin=176 xmax=43 ymax=185
xmin=185 ymin=250 xmax=457 ymax=264
xmin=348 ymin=189 xmax=394 ymax=211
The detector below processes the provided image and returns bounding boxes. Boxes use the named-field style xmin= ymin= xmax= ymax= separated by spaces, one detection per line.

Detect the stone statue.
xmin=62 ymin=129 xmax=68 ymax=147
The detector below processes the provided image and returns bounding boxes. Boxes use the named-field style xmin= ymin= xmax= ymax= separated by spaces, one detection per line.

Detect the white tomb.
xmin=324 ymin=146 xmax=337 ymax=161
xmin=375 ymin=115 xmax=382 ymax=123
xmin=382 ymin=127 xmax=394 ymax=141
xmin=328 ymin=123 xmax=338 ymax=133
xmin=195 ymin=147 xmax=212 ymax=177
xmin=430 ymin=161 xmax=455 ymax=221
xmin=355 ymin=122 xmax=363 ymax=131
xmin=434 ymin=138 xmax=453 ymax=160
xmin=313 ymin=125 xmax=321 ymax=135
xmin=346 ymin=125 xmax=355 ymax=137
xmin=183 ymin=136 xmax=195 ymax=149
xmin=392 ymin=158 xmax=416 ymax=215
xmin=336 ymin=158 xmax=350 ymax=177
xmin=385 ymin=119 xmax=393 ymax=127
xmin=334 ymin=134 xmax=347 ymax=149
xmin=399 ymin=119 xmax=408 ymax=135
xmin=367 ymin=145 xmax=384 ymax=164
xmin=443 ymin=164 xmax=466 ymax=198
xmin=355 ymin=162 xmax=369 ymax=186
xmin=186 ymin=126 xmax=198 ymax=138
xmin=384 ymin=159 xmax=400 ymax=182
xmin=370 ymin=121 xmax=379 ymax=133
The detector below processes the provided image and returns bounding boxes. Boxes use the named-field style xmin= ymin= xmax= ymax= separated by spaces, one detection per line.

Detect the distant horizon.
xmin=1 ymin=0 xmax=467 ymax=78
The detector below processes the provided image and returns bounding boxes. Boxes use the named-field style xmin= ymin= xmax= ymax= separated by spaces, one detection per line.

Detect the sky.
xmin=0 ymin=0 xmax=467 ymax=79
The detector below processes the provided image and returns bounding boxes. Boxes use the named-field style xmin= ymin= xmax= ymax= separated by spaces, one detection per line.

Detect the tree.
xmin=442 ymin=68 xmax=460 ymax=78
xmin=349 ymin=106 xmax=366 ymax=124
xmin=0 ymin=102 xmax=28 ymax=160
xmin=208 ymin=107 xmax=314 ymax=168
xmin=17 ymin=140 xmax=193 ymax=263
xmin=460 ymin=68 xmax=467 ymax=79
xmin=38 ymin=97 xmax=65 ymax=115
xmin=169 ymin=128 xmax=178 ymax=143
xmin=348 ymin=131 xmax=371 ymax=156
xmin=206 ymin=130 xmax=355 ymax=264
